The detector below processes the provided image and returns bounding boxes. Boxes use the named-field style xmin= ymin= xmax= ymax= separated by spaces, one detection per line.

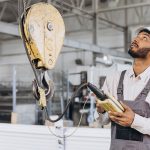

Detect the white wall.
xmin=0 ymin=123 xmax=111 ymax=150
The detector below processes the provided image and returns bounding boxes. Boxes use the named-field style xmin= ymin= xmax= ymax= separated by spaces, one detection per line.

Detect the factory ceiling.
xmin=0 ymin=0 xmax=150 ymax=58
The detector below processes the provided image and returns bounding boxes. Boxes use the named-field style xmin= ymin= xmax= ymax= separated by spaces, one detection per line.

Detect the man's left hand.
xmin=108 ymin=101 xmax=135 ymax=127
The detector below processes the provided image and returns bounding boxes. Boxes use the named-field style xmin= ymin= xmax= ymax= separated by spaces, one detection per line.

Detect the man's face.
xmin=128 ymin=32 xmax=150 ymax=58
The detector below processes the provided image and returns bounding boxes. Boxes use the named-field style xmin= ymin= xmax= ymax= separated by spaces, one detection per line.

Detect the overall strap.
xmin=135 ymin=77 xmax=150 ymax=101
xmin=117 ymin=70 xmax=126 ymax=101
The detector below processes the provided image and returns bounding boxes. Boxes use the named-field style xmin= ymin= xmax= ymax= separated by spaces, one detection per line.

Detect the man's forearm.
xmin=131 ymin=113 xmax=150 ymax=135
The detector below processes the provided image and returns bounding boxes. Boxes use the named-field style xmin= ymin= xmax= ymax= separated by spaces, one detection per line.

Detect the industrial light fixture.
xmin=95 ymin=55 xmax=113 ymax=66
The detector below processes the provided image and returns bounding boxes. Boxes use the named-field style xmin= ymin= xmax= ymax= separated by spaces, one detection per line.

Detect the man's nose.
xmin=132 ymin=37 xmax=139 ymax=43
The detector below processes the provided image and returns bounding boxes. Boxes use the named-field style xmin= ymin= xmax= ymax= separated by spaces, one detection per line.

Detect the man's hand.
xmin=95 ymin=98 xmax=105 ymax=113
xmin=108 ymin=101 xmax=135 ymax=127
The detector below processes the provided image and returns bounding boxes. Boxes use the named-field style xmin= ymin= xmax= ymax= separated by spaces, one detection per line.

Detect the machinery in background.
xmin=19 ymin=2 xmax=132 ymax=126
xmin=68 ymin=64 xmax=131 ymax=126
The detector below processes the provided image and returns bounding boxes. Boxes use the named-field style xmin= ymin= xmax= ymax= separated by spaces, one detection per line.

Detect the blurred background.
xmin=0 ymin=0 xmax=149 ymax=149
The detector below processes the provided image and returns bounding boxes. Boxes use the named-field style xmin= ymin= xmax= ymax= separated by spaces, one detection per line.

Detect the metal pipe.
xmin=12 ymin=66 xmax=16 ymax=112
xmin=0 ymin=3 xmax=7 ymax=20
xmin=98 ymin=16 xmax=125 ymax=31
xmin=54 ymin=0 xmax=93 ymax=16
xmin=110 ymin=55 xmax=133 ymax=63
xmin=0 ymin=0 xmax=9 ymax=2
xmin=97 ymin=2 xmax=150 ymax=13
xmin=55 ymin=0 xmax=124 ymax=30
xmin=93 ymin=0 xmax=99 ymax=45
xmin=63 ymin=12 xmax=92 ymax=20
xmin=66 ymin=71 xmax=70 ymax=119
xmin=124 ymin=0 xmax=128 ymax=52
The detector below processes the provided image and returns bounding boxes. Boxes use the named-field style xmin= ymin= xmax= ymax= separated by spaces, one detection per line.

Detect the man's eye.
xmin=143 ymin=37 xmax=148 ymax=41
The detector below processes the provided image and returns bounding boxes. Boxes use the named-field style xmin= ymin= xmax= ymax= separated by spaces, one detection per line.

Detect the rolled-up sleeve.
xmin=131 ymin=113 xmax=150 ymax=135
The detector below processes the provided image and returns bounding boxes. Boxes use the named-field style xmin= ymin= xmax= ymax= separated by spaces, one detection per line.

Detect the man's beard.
xmin=128 ymin=48 xmax=150 ymax=58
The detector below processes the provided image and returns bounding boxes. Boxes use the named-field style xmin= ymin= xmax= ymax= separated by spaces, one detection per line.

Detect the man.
xmin=95 ymin=27 xmax=150 ymax=150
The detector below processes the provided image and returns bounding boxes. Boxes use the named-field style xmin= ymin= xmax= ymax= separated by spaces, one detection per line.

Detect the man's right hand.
xmin=95 ymin=98 xmax=105 ymax=114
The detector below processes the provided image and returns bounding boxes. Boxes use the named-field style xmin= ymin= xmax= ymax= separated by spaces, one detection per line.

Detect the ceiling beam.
xmin=0 ymin=21 xmax=130 ymax=58
xmin=54 ymin=0 xmax=125 ymax=30
xmin=0 ymin=21 xmax=19 ymax=36
xmin=0 ymin=3 xmax=7 ymax=20
xmin=0 ymin=0 xmax=9 ymax=2
xmin=64 ymin=38 xmax=130 ymax=58
xmin=97 ymin=2 xmax=150 ymax=13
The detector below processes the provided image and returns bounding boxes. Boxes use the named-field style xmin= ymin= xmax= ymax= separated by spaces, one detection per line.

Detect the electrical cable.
xmin=45 ymin=98 xmax=89 ymax=138
xmin=44 ymin=82 xmax=88 ymax=122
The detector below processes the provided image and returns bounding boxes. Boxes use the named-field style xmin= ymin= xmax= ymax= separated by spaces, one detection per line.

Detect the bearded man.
xmin=95 ymin=27 xmax=150 ymax=150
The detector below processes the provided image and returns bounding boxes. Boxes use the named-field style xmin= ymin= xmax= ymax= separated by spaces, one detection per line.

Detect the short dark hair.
xmin=138 ymin=28 xmax=150 ymax=35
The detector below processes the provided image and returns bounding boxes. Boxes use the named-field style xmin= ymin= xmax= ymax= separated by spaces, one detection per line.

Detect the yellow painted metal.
xmin=23 ymin=3 xmax=65 ymax=69
xmin=38 ymin=87 xmax=47 ymax=108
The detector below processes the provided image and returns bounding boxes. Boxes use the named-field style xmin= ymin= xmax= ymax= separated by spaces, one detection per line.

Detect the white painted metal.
xmin=66 ymin=127 xmax=110 ymax=150
xmin=54 ymin=119 xmax=65 ymax=150
xmin=12 ymin=66 xmax=16 ymax=112
xmin=0 ymin=21 xmax=19 ymax=36
xmin=0 ymin=0 xmax=9 ymax=2
xmin=87 ymin=67 xmax=96 ymax=125
xmin=97 ymin=2 xmax=150 ymax=13
xmin=0 ymin=123 xmax=111 ymax=150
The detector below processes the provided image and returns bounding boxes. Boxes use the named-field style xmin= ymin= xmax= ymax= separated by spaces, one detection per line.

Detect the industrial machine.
xmin=68 ymin=65 xmax=130 ymax=125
